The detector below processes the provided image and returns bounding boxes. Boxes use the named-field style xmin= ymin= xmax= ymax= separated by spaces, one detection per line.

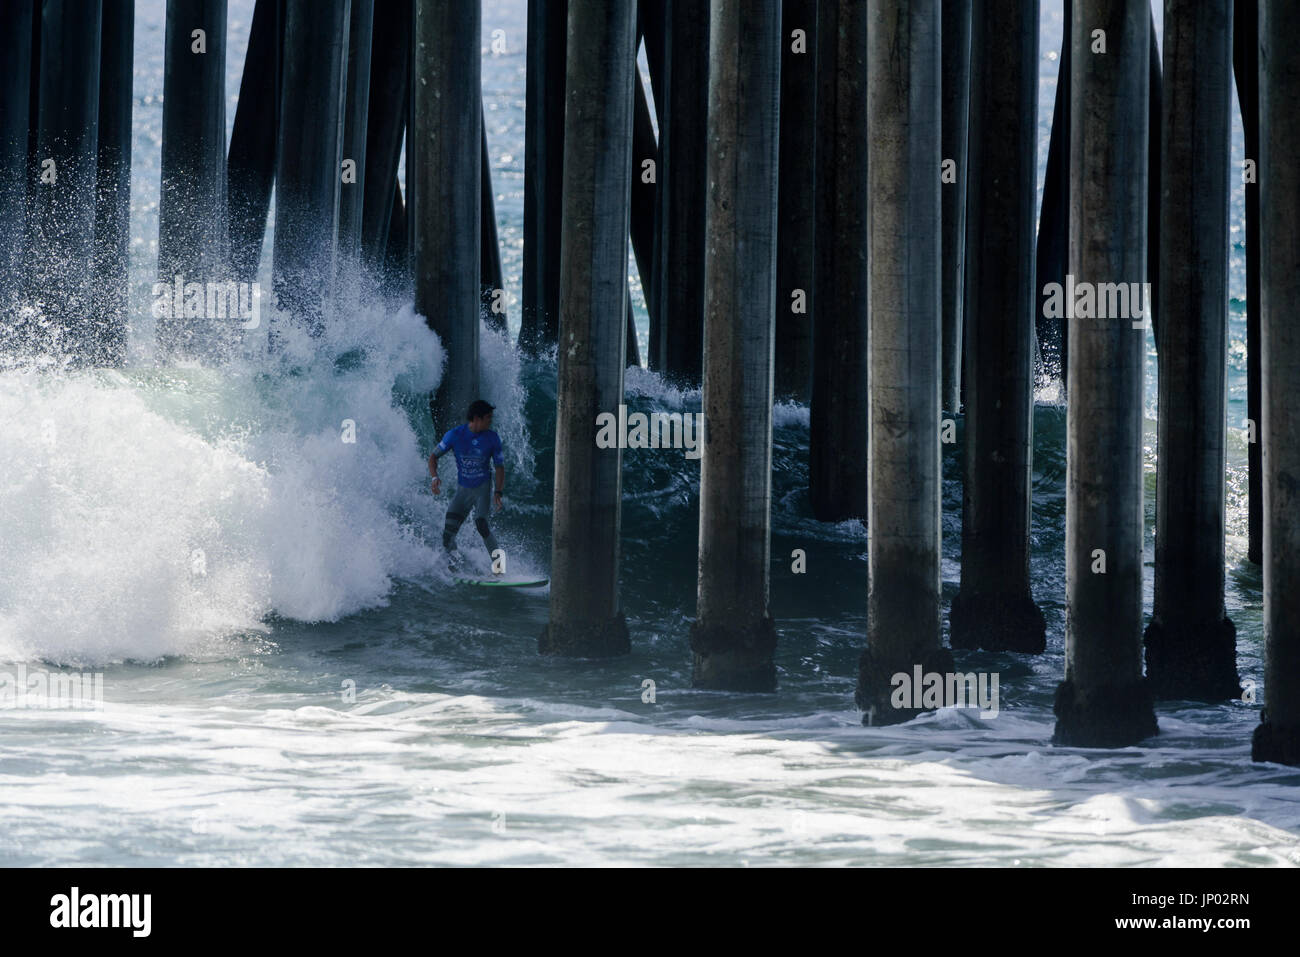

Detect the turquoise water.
xmin=1 ymin=1 xmax=1297 ymax=867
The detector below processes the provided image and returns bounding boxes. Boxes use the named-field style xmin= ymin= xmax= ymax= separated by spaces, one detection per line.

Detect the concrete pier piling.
xmin=855 ymin=0 xmax=952 ymax=725
xmin=0 ymin=0 xmax=34 ymax=317
xmin=481 ymin=107 xmax=505 ymax=333
xmin=1145 ymin=0 xmax=1238 ymax=702
xmin=338 ymin=0 xmax=374 ymax=286
xmin=774 ymin=0 xmax=817 ymax=403
xmin=1233 ymin=1 xmax=1263 ymax=568
xmin=540 ymin=0 xmax=636 ymax=658
xmin=1036 ymin=0 xmax=1071 ymax=383
xmin=520 ymin=0 xmax=567 ymax=354
xmin=411 ymin=0 xmax=480 ymax=431
xmin=940 ymin=0 xmax=971 ymax=414
xmin=25 ymin=3 xmax=39 ymax=231
xmin=273 ymin=0 xmax=348 ymax=330
xmin=31 ymin=0 xmax=104 ymax=361
xmin=949 ymin=0 xmax=1046 ymax=654
xmin=1146 ymin=17 xmax=1160 ymax=345
xmin=809 ymin=0 xmax=869 ymax=524
xmin=158 ymin=0 xmax=227 ymax=356
xmin=1253 ymin=0 xmax=1300 ymax=766
xmin=639 ymin=0 xmax=667 ymax=370
xmin=1053 ymin=0 xmax=1157 ymax=748
xmin=227 ymin=0 xmax=282 ymax=286
xmin=653 ymin=0 xmax=709 ymax=384
xmin=93 ymin=0 xmax=135 ymax=366
xmin=360 ymin=0 xmax=409 ymax=285
xmin=692 ymin=0 xmax=782 ymax=692
xmin=630 ymin=65 xmax=659 ymax=335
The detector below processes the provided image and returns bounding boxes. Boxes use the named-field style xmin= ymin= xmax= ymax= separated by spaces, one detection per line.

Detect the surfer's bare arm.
xmin=494 ymin=465 xmax=505 ymax=505
xmin=429 ymin=450 xmax=442 ymax=493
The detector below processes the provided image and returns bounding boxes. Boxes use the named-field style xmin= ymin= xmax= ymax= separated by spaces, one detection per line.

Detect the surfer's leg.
xmin=443 ymin=486 xmax=473 ymax=551
xmin=472 ymin=483 xmax=500 ymax=559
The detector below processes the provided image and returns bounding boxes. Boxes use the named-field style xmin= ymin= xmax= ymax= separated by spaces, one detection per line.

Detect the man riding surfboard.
xmin=429 ymin=399 xmax=505 ymax=571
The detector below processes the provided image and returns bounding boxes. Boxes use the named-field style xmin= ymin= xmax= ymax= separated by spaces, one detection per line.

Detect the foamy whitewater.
xmin=0 ymin=0 xmax=1297 ymax=867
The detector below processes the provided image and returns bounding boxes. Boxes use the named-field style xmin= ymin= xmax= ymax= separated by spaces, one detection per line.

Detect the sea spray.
xmin=477 ymin=318 xmax=536 ymax=490
xmin=0 ymin=299 xmax=499 ymax=665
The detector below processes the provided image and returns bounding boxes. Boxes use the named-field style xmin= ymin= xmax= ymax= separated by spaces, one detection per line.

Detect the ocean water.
xmin=1 ymin=0 xmax=1298 ymax=867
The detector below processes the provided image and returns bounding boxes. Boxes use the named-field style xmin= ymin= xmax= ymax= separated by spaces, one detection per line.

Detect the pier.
xmin=3 ymin=0 xmax=1294 ymax=765
xmin=539 ymin=0 xmax=635 ymax=658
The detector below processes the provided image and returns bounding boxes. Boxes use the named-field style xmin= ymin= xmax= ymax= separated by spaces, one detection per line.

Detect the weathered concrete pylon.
xmin=273 ymin=0 xmax=347 ymax=329
xmin=32 ymin=0 xmax=104 ymax=360
xmin=1053 ymin=0 xmax=1157 ymax=748
xmin=410 ymin=0 xmax=480 ymax=431
xmin=338 ymin=0 xmax=374 ymax=285
xmin=855 ymin=0 xmax=952 ymax=725
xmin=692 ymin=0 xmax=782 ymax=691
xmin=159 ymin=0 xmax=227 ymax=355
xmin=93 ymin=0 xmax=134 ymax=366
xmin=774 ymin=0 xmax=817 ymax=403
xmin=1036 ymin=0 xmax=1072 ymax=384
xmin=940 ymin=0 xmax=970 ymax=414
xmin=360 ymin=0 xmax=409 ymax=284
xmin=1145 ymin=0 xmax=1239 ymax=702
xmin=1233 ymin=1 xmax=1263 ymax=568
xmin=520 ymin=0 xmax=567 ymax=354
xmin=540 ymin=0 xmax=636 ymax=658
xmin=0 ymin=0 xmax=34 ymax=316
xmin=810 ymin=0 xmax=869 ymax=524
xmin=653 ymin=0 xmax=709 ymax=384
xmin=950 ymin=0 xmax=1045 ymax=655
xmin=227 ymin=0 xmax=281 ymax=286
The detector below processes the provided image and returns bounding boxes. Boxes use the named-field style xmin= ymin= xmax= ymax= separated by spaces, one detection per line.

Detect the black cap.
xmin=467 ymin=399 xmax=496 ymax=420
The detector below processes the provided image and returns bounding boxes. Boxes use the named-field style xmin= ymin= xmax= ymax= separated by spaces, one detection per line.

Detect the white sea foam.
xmin=3 ymin=691 xmax=1297 ymax=866
xmin=0 ymin=300 xmax=454 ymax=665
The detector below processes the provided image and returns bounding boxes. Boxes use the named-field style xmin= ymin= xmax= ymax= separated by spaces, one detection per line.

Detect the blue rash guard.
xmin=437 ymin=424 xmax=505 ymax=488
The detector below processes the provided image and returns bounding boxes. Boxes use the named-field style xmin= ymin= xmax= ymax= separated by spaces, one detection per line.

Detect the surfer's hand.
xmin=493 ymin=490 xmax=503 ymax=510
xmin=431 ymin=476 xmax=441 ymax=494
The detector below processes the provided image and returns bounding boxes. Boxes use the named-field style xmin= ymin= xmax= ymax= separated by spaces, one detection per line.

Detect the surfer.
xmin=429 ymin=399 xmax=506 ymax=570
